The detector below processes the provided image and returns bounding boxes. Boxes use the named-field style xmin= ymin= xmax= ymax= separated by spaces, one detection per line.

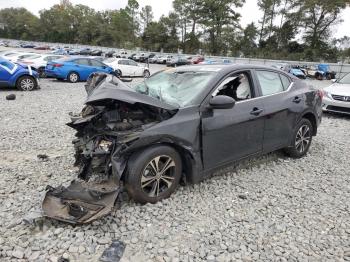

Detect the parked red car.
xmin=191 ymin=55 xmax=204 ymax=64
xmin=34 ymin=45 xmax=51 ymax=50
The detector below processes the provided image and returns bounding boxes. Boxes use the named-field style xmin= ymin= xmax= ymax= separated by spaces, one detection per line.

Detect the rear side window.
xmin=118 ymin=60 xmax=128 ymax=65
xmin=90 ymin=59 xmax=104 ymax=67
xmin=128 ymin=60 xmax=138 ymax=66
xmin=75 ymin=59 xmax=90 ymax=65
xmin=256 ymin=71 xmax=285 ymax=96
xmin=280 ymin=74 xmax=291 ymax=90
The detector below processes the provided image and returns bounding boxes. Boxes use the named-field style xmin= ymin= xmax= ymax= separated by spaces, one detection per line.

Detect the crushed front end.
xmin=42 ymin=73 xmax=176 ymax=224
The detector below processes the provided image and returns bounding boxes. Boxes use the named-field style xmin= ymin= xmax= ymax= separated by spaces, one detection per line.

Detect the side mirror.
xmin=331 ymin=79 xmax=337 ymax=83
xmin=209 ymin=95 xmax=236 ymax=109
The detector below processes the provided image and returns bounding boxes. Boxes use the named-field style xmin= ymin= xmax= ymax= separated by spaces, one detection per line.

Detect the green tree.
xmin=199 ymin=0 xmax=245 ymax=55
xmin=0 ymin=8 xmax=40 ymax=40
xmin=140 ymin=5 xmax=154 ymax=31
xmin=125 ymin=0 xmax=140 ymax=46
xmin=239 ymin=23 xmax=258 ymax=57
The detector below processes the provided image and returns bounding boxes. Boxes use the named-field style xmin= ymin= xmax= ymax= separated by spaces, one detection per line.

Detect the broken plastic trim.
xmin=42 ymin=179 xmax=119 ymax=224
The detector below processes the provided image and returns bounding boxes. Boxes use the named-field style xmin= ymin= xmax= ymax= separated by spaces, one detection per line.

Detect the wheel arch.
xmin=301 ymin=112 xmax=317 ymax=136
xmin=15 ymin=74 xmax=36 ymax=87
xmin=67 ymin=70 xmax=80 ymax=80
xmin=122 ymin=141 xmax=198 ymax=185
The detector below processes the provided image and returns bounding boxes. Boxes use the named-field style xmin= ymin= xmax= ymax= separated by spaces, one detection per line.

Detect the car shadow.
xmin=0 ymin=87 xmax=24 ymax=93
xmin=323 ymin=111 xmax=350 ymax=120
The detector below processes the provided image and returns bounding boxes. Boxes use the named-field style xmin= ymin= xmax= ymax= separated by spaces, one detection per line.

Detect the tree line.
xmin=0 ymin=0 xmax=349 ymax=62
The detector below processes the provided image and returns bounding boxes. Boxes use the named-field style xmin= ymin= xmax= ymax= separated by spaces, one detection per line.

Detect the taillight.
xmin=52 ymin=63 xmax=63 ymax=68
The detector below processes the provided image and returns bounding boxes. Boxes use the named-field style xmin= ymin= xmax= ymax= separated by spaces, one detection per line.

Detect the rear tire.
xmin=16 ymin=76 xmax=37 ymax=91
xmin=284 ymin=118 xmax=313 ymax=158
xmin=67 ymin=72 xmax=79 ymax=83
xmin=125 ymin=145 xmax=182 ymax=204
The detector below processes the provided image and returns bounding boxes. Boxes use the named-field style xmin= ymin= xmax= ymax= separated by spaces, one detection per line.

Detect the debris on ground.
xmin=99 ymin=240 xmax=126 ymax=262
xmin=37 ymin=154 xmax=49 ymax=161
xmin=6 ymin=94 xmax=16 ymax=100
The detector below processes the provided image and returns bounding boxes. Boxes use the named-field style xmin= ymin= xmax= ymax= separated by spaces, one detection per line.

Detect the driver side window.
xmin=213 ymin=71 xmax=253 ymax=101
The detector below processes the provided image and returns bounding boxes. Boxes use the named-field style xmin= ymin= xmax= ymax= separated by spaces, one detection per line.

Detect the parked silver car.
xmin=323 ymin=73 xmax=350 ymax=115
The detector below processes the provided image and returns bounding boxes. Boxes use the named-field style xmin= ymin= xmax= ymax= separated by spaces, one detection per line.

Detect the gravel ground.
xmin=0 ymin=71 xmax=349 ymax=262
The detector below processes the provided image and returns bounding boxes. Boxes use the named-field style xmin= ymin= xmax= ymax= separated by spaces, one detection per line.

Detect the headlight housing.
xmin=323 ymin=91 xmax=333 ymax=100
xmin=98 ymin=140 xmax=113 ymax=152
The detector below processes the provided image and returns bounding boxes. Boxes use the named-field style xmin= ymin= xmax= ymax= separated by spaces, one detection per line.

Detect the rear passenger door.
xmin=74 ymin=58 xmax=93 ymax=80
xmin=254 ymin=70 xmax=302 ymax=152
xmin=90 ymin=59 xmax=108 ymax=73
xmin=118 ymin=60 xmax=131 ymax=76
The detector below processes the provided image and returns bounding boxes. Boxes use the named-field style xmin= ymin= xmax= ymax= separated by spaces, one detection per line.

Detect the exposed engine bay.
xmin=42 ymin=73 xmax=177 ymax=224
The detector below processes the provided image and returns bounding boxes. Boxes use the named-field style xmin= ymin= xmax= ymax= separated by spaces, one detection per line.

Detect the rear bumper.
xmin=322 ymin=97 xmax=350 ymax=115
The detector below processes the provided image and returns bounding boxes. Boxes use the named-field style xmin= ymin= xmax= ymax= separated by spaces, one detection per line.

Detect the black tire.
xmin=143 ymin=70 xmax=150 ymax=78
xmin=315 ymin=72 xmax=323 ymax=80
xmin=16 ymin=75 xmax=37 ymax=91
xmin=284 ymin=118 xmax=313 ymax=158
xmin=38 ymin=67 xmax=46 ymax=78
xmin=125 ymin=145 xmax=182 ymax=204
xmin=67 ymin=72 xmax=79 ymax=83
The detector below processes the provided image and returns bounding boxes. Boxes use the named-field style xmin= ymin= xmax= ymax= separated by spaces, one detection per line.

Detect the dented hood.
xmin=85 ymin=75 xmax=177 ymax=111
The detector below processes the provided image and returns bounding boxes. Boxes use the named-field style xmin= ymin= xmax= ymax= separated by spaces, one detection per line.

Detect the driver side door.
xmin=201 ymin=70 xmax=266 ymax=170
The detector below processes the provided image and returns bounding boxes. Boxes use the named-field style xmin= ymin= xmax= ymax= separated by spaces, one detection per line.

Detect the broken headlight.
xmin=98 ymin=140 xmax=113 ymax=152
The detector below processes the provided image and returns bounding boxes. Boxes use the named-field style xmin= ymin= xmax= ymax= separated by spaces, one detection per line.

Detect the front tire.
xmin=284 ymin=118 xmax=313 ymax=158
xmin=16 ymin=76 xmax=37 ymax=91
xmin=125 ymin=145 xmax=182 ymax=204
xmin=67 ymin=72 xmax=79 ymax=83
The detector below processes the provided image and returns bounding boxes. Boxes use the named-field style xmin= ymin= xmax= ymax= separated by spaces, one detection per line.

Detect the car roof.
xmin=168 ymin=64 xmax=288 ymax=73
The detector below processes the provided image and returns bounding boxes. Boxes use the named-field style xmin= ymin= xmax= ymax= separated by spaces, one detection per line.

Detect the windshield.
xmin=132 ymin=69 xmax=217 ymax=107
xmin=338 ymin=73 xmax=350 ymax=84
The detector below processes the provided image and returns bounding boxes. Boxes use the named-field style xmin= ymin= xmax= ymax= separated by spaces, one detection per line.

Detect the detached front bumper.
xmin=42 ymin=179 xmax=120 ymax=224
xmin=322 ymin=96 xmax=350 ymax=115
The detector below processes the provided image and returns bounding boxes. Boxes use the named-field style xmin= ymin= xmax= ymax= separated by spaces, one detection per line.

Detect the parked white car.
xmin=157 ymin=55 xmax=173 ymax=64
xmin=323 ymin=73 xmax=350 ymax=115
xmin=104 ymin=58 xmax=150 ymax=78
xmin=18 ymin=54 xmax=65 ymax=77
xmin=117 ymin=50 xmax=129 ymax=58
xmin=0 ymin=50 xmax=21 ymax=59
xmin=4 ymin=52 xmax=37 ymax=62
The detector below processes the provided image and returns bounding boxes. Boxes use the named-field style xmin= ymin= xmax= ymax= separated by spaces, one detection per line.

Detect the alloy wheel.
xmin=70 ymin=73 xmax=78 ymax=82
xmin=141 ymin=155 xmax=176 ymax=197
xmin=20 ymin=78 xmax=35 ymax=91
xmin=295 ymin=124 xmax=311 ymax=153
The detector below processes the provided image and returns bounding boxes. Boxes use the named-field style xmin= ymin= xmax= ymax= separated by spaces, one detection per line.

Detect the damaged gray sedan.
xmin=43 ymin=65 xmax=322 ymax=224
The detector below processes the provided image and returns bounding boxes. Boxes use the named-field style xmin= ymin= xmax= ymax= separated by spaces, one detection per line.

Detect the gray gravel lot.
xmin=0 ymin=70 xmax=349 ymax=262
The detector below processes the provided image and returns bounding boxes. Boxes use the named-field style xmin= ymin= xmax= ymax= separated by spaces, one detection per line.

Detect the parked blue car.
xmin=45 ymin=57 xmax=114 ymax=83
xmin=199 ymin=58 xmax=233 ymax=65
xmin=289 ymin=68 xmax=306 ymax=79
xmin=0 ymin=57 xmax=39 ymax=91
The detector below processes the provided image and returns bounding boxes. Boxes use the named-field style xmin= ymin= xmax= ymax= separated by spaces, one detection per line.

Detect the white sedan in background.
xmin=4 ymin=52 xmax=37 ymax=62
xmin=323 ymin=73 xmax=350 ymax=115
xmin=104 ymin=58 xmax=150 ymax=78
xmin=18 ymin=54 xmax=65 ymax=77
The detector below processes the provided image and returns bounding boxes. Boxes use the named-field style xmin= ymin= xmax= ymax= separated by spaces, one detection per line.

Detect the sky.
xmin=0 ymin=0 xmax=349 ymax=38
